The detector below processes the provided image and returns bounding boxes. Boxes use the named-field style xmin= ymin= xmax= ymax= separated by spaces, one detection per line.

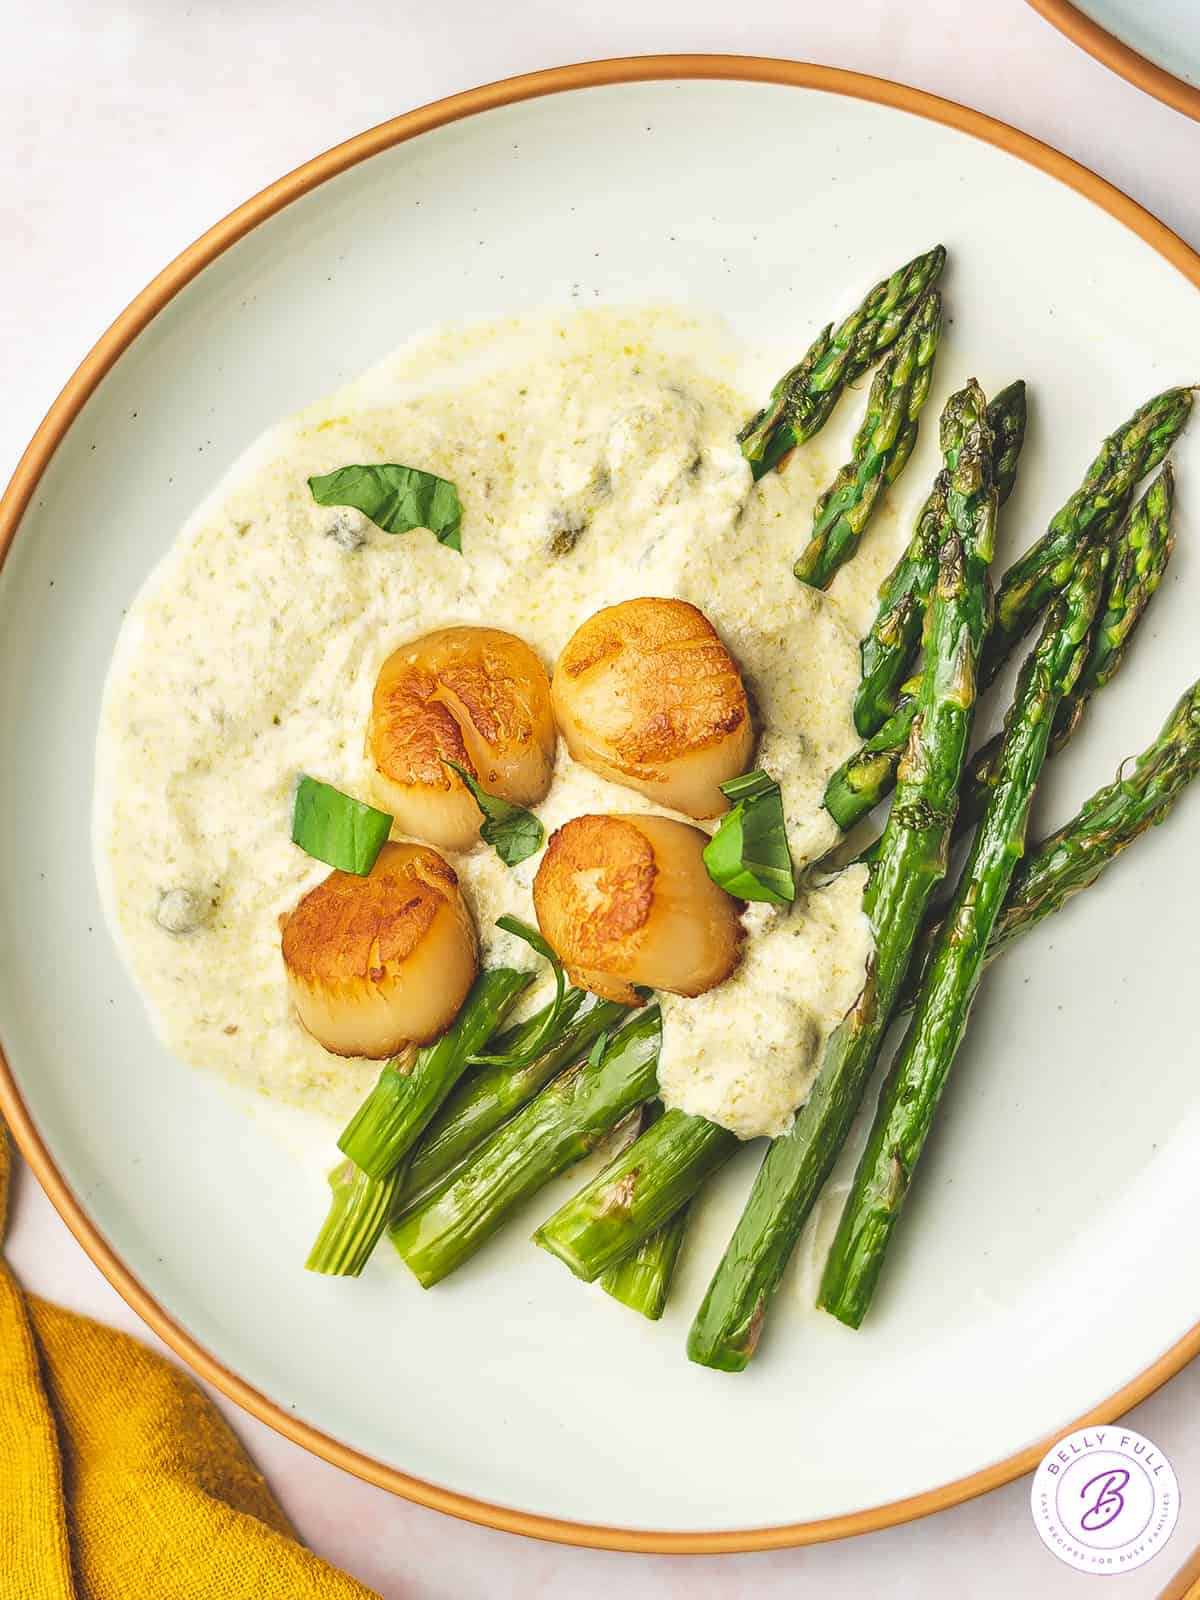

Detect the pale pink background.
xmin=4 ymin=3 xmax=1199 ymax=1595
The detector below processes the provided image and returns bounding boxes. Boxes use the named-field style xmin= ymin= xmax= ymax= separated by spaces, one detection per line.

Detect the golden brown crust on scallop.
xmin=435 ymin=634 xmax=549 ymax=774
xmin=533 ymin=815 xmax=656 ymax=992
xmin=370 ymin=660 xmax=469 ymax=790
xmin=554 ymin=598 xmax=748 ymax=774
xmin=533 ymin=812 xmax=743 ymax=1003
xmin=369 ymin=626 xmax=555 ymax=796
xmin=281 ymin=842 xmax=463 ymax=988
xmin=281 ymin=841 xmax=478 ymax=1056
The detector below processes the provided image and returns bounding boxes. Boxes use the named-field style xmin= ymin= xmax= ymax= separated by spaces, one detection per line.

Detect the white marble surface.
xmin=3 ymin=3 xmax=1200 ymax=1595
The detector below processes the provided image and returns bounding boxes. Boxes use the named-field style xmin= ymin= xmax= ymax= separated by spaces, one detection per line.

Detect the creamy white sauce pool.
xmin=95 ymin=308 xmax=881 ymax=1138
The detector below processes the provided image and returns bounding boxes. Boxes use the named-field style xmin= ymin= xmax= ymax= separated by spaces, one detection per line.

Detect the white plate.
xmin=2 ymin=59 xmax=1199 ymax=1551
xmin=1029 ymin=0 xmax=1200 ymax=117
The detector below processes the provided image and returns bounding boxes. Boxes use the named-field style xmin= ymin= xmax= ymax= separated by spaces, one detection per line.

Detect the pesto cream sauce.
xmin=95 ymin=308 xmax=881 ymax=1138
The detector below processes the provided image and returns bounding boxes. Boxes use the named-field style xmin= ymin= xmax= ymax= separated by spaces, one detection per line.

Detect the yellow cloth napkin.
xmin=0 ymin=1121 xmax=380 ymax=1599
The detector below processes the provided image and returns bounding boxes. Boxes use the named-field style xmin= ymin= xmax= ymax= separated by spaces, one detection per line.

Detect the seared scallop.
xmin=369 ymin=626 xmax=556 ymax=852
xmin=551 ymin=597 xmax=753 ymax=818
xmin=532 ymin=813 xmax=742 ymax=1004
xmin=281 ymin=841 xmax=478 ymax=1058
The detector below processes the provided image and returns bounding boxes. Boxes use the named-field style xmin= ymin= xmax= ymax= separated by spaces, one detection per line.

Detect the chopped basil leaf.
xmin=702 ymin=768 xmax=796 ymax=904
xmin=470 ymin=915 xmax=567 ymax=1069
xmin=587 ymin=1031 xmax=611 ymax=1070
xmin=441 ymin=757 xmax=544 ymax=867
xmin=716 ymin=770 xmax=778 ymax=805
xmin=308 ymin=464 xmax=463 ymax=552
xmin=494 ymin=914 xmax=559 ymax=965
xmin=291 ymin=775 xmax=392 ymax=876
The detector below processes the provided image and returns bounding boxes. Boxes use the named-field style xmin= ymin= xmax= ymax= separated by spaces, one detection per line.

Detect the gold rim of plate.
xmin=1026 ymin=0 xmax=1200 ymax=123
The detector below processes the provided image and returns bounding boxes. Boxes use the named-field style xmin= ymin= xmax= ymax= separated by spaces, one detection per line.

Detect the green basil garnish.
xmin=441 ymin=758 xmax=544 ymax=867
xmin=291 ymin=775 xmax=393 ymax=876
xmin=587 ymin=1030 xmax=612 ymax=1070
xmin=308 ymin=464 xmax=463 ymax=552
xmin=470 ymin=915 xmax=567 ymax=1069
xmin=702 ymin=769 xmax=796 ymax=904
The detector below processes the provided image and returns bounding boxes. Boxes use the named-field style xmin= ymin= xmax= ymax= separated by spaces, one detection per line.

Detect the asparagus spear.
xmin=793 ymin=291 xmax=942 ymax=588
xmin=956 ymin=463 xmax=1175 ymax=836
xmin=599 ymin=1102 xmax=692 ymax=1320
xmin=311 ymin=991 xmax=625 ymax=1277
xmin=306 ymin=1157 xmax=408 ymax=1277
xmin=1053 ymin=463 xmax=1176 ymax=746
xmin=987 ymin=387 xmax=1189 ymax=673
xmin=600 ymin=1209 xmax=689 ymax=1321
xmin=825 ymin=388 xmax=1193 ymax=831
xmin=898 ymin=677 xmax=1200 ymax=1011
xmin=534 ymin=670 xmax=1200 ymax=1316
xmin=686 ymin=381 xmax=997 ymax=1371
xmin=983 ymin=382 xmax=1028 ymax=507
xmin=818 ymin=546 xmax=1107 ymax=1327
xmin=309 ymin=969 xmax=539 ymax=1272
xmin=824 ymin=690 xmax=920 ymax=831
xmin=440 ymin=691 xmax=1200 ymax=1303
xmin=535 ymin=1108 xmax=736 ymax=1283
xmin=389 ymin=1007 xmax=662 ymax=1287
xmin=392 ymin=990 xmax=631 ymax=1220
xmin=337 ymin=967 xmax=531 ymax=1180
xmin=738 ymin=246 xmax=947 ymax=479
xmin=854 ymin=382 xmax=1027 ymax=736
